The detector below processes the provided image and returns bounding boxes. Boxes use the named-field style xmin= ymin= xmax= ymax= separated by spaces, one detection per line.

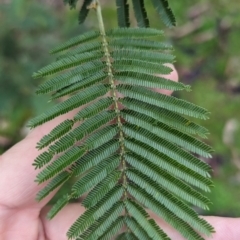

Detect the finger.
xmin=0 ymin=105 xmax=87 ymax=210
xmin=154 ymin=64 xmax=179 ymax=96
xmin=40 ymin=204 xmax=84 ymax=240
xmin=0 ymin=137 xmax=52 ymax=209
xmin=153 ymin=216 xmax=240 ymax=240
xmin=149 ymin=209 xmax=240 ymax=239
xmin=204 ymin=216 xmax=240 ymax=240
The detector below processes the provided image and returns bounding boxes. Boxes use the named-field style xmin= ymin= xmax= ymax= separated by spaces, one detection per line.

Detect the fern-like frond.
xmin=33 ymin=151 xmax=53 ymax=169
xmin=73 ymin=98 xmax=113 ymax=121
xmin=50 ymin=72 xmax=107 ymax=100
xmin=132 ymin=0 xmax=149 ymax=28
xmin=32 ymin=6 xmax=213 ymax=238
xmin=116 ymin=0 xmax=130 ymax=28
xmin=78 ymin=201 xmax=124 ymax=240
xmin=107 ymin=27 xmax=164 ymax=38
xmin=37 ymin=119 xmax=74 ymax=150
xmin=121 ymin=109 xmax=213 ymax=157
xmin=98 ymin=216 xmax=125 ymax=239
xmin=111 ymin=38 xmax=173 ymax=50
xmin=74 ymin=111 xmax=116 ymax=139
xmin=50 ymin=30 xmax=100 ymax=54
xmin=82 ymin=168 xmax=121 ymax=208
xmin=125 ymin=143 xmax=212 ymax=192
xmin=57 ymin=41 xmax=103 ymax=60
xmin=126 ymin=165 xmax=210 ymax=210
xmin=34 ymin=51 xmax=103 ymax=78
xmin=47 ymin=111 xmax=115 ymax=155
xmin=36 ymin=60 xmax=105 ymax=94
xmin=115 ymin=71 xmax=189 ymax=91
xmin=128 ymin=178 xmax=213 ymax=235
xmin=36 ymin=171 xmax=70 ymax=201
xmin=118 ymin=85 xmax=210 ymax=119
xmin=48 ymin=132 xmax=75 ymax=156
xmin=124 ymin=199 xmax=169 ymax=240
xmin=125 ymin=216 xmax=151 ymax=240
xmin=83 ymin=125 xmax=118 ymax=150
xmin=47 ymin=194 xmax=70 ymax=219
xmin=151 ymin=0 xmax=176 ymax=27
xmin=113 ymin=49 xmax=175 ymax=64
xmin=113 ymin=59 xmax=173 ymax=76
xmin=124 ymin=124 xmax=211 ymax=175
xmin=67 ymin=187 xmax=124 ymax=239
xmin=121 ymin=98 xmax=209 ymax=138
xmin=71 ymin=159 xmax=120 ymax=198
xmin=28 ymin=84 xmax=109 ymax=128
xmin=128 ymin=184 xmax=213 ymax=239
xmin=71 ymin=140 xmax=120 ymax=177
xmin=36 ymin=146 xmax=85 ymax=183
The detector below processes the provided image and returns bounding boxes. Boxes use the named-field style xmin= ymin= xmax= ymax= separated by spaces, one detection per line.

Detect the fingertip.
xmin=155 ymin=64 xmax=179 ymax=96
xmin=169 ymin=64 xmax=179 ymax=82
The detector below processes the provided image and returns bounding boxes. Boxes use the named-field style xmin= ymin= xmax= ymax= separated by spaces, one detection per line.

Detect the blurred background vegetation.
xmin=0 ymin=0 xmax=239 ymax=217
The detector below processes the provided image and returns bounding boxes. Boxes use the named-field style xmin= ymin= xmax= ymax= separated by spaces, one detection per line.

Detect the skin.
xmin=0 ymin=68 xmax=240 ymax=240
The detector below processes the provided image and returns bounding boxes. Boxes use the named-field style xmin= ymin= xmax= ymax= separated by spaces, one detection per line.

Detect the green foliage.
xmin=36 ymin=171 xmax=70 ymax=201
xmin=151 ymin=0 xmax=176 ymax=27
xmin=64 ymin=0 xmax=79 ymax=9
xmin=66 ymin=0 xmax=176 ymax=27
xmin=29 ymin=0 xmax=215 ymax=239
xmin=136 ymin=0 xmax=175 ymax=27
xmin=1 ymin=0 xmax=239 ymax=221
xmin=78 ymin=0 xmax=93 ymax=24
xmin=47 ymin=194 xmax=71 ymax=219
xmin=132 ymin=0 xmax=150 ymax=28
xmin=116 ymin=0 xmax=130 ymax=28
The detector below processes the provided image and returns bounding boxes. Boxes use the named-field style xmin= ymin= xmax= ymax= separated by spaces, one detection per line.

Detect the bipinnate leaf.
xmin=31 ymin=3 xmax=214 ymax=239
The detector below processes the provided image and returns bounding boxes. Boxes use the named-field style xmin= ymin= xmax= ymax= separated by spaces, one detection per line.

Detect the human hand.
xmin=0 ymin=67 xmax=239 ymax=240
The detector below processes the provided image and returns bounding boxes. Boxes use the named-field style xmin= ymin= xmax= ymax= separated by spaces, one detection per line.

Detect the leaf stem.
xmin=93 ymin=0 xmax=127 ymax=192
